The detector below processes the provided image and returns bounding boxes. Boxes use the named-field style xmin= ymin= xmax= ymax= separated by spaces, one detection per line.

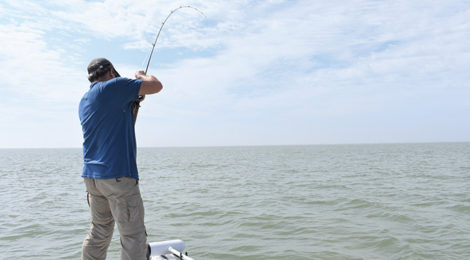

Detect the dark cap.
xmin=87 ymin=58 xmax=121 ymax=82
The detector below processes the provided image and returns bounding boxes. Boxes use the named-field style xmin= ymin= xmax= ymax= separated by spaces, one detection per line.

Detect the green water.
xmin=0 ymin=143 xmax=469 ymax=259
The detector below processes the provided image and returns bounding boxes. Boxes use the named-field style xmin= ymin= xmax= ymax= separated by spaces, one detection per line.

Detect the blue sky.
xmin=0 ymin=0 xmax=469 ymax=148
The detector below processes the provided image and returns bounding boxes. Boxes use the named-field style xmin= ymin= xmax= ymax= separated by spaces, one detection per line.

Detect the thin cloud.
xmin=0 ymin=0 xmax=469 ymax=148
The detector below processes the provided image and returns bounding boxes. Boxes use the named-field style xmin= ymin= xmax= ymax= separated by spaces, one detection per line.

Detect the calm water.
xmin=0 ymin=143 xmax=469 ymax=259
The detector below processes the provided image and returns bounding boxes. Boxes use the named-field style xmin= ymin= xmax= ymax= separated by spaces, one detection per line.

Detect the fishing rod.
xmin=133 ymin=5 xmax=205 ymax=124
xmin=145 ymin=5 xmax=205 ymax=74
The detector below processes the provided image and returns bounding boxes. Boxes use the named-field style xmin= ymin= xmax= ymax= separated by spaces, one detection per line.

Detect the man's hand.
xmin=135 ymin=70 xmax=146 ymax=79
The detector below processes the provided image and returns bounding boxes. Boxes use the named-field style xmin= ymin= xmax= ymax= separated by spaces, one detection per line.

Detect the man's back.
xmin=79 ymin=77 xmax=142 ymax=179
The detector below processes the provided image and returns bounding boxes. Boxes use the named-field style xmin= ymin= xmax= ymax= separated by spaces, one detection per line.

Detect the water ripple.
xmin=1 ymin=144 xmax=470 ymax=259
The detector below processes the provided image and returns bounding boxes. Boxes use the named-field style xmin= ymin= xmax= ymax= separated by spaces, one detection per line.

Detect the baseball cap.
xmin=87 ymin=58 xmax=121 ymax=82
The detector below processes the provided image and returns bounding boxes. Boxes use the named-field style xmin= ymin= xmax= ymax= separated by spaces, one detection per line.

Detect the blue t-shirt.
xmin=79 ymin=77 xmax=142 ymax=179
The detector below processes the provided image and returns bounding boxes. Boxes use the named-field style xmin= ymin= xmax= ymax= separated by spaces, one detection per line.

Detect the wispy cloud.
xmin=0 ymin=0 xmax=469 ymax=147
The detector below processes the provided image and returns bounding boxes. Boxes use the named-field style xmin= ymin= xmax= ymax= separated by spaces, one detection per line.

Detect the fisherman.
xmin=79 ymin=58 xmax=162 ymax=260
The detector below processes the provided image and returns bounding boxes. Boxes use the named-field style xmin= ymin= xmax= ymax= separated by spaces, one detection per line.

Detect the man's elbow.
xmin=140 ymin=80 xmax=163 ymax=95
xmin=153 ymin=81 xmax=163 ymax=94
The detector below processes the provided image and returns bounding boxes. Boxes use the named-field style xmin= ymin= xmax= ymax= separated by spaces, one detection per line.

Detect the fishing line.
xmin=144 ymin=5 xmax=205 ymax=74
xmin=134 ymin=5 xmax=205 ymax=124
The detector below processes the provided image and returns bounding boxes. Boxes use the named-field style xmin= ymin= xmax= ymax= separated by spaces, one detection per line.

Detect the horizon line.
xmin=1 ymin=140 xmax=469 ymax=150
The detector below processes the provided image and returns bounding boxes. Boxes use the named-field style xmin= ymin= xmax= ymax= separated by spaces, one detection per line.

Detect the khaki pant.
xmin=82 ymin=177 xmax=148 ymax=260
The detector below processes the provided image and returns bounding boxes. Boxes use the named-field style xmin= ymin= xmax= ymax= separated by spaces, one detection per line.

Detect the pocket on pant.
xmin=127 ymin=194 xmax=143 ymax=222
xmin=117 ymin=194 xmax=143 ymax=222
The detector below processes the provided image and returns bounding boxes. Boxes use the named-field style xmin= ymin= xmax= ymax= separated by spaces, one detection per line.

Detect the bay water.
xmin=0 ymin=143 xmax=469 ymax=259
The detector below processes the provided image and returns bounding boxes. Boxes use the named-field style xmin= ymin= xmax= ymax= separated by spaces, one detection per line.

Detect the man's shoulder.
xmin=92 ymin=78 xmax=127 ymax=93
xmin=113 ymin=77 xmax=136 ymax=84
xmin=105 ymin=77 xmax=142 ymax=88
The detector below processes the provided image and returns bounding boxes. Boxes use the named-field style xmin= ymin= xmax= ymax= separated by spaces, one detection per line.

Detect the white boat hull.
xmin=149 ymin=239 xmax=194 ymax=260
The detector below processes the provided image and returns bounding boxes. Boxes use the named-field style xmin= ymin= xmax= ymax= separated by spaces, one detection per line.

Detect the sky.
xmin=0 ymin=0 xmax=469 ymax=148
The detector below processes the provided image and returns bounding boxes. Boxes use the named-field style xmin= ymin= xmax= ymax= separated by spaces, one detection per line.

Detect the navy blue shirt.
xmin=79 ymin=77 xmax=142 ymax=179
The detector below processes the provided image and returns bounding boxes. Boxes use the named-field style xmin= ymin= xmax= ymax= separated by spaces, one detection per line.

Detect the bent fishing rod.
xmin=133 ymin=5 xmax=205 ymax=124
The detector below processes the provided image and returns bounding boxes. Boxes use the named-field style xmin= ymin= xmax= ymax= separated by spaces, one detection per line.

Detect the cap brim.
xmin=112 ymin=67 xmax=121 ymax=78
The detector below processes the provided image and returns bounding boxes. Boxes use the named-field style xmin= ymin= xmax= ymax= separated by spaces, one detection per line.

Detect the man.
xmin=79 ymin=58 xmax=162 ymax=260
